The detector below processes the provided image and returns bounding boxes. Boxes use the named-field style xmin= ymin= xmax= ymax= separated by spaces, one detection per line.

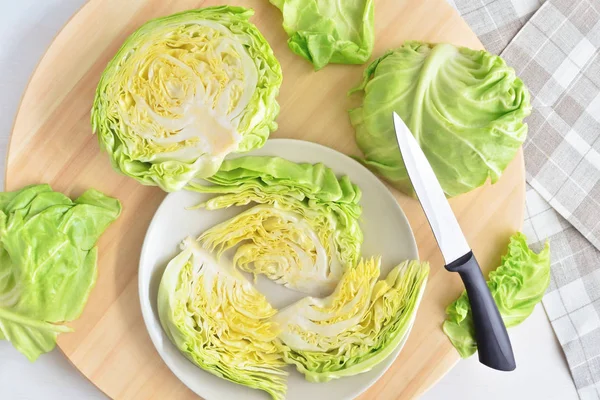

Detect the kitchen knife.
xmin=392 ymin=112 xmax=516 ymax=371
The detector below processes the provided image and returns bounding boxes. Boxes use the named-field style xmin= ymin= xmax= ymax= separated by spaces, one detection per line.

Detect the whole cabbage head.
xmin=349 ymin=41 xmax=531 ymax=197
xmin=92 ymin=6 xmax=282 ymax=191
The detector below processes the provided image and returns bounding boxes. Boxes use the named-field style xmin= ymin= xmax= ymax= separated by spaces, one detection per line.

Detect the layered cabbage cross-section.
xmin=92 ymin=7 xmax=282 ymax=191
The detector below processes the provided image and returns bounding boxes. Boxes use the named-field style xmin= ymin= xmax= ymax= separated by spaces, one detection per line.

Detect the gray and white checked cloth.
xmin=449 ymin=0 xmax=600 ymax=398
xmin=449 ymin=0 xmax=545 ymax=53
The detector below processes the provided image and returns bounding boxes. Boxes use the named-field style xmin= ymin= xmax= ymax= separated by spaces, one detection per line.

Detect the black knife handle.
xmin=446 ymin=251 xmax=516 ymax=371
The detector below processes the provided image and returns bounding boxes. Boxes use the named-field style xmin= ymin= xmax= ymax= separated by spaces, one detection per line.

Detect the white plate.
xmin=139 ymin=139 xmax=419 ymax=400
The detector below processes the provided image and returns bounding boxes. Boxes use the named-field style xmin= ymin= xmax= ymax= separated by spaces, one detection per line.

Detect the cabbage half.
xmin=349 ymin=41 xmax=531 ymax=197
xmin=443 ymin=232 xmax=550 ymax=358
xmin=92 ymin=6 xmax=283 ymax=191
xmin=0 ymin=184 xmax=121 ymax=361
xmin=157 ymin=237 xmax=287 ymax=400
xmin=269 ymin=0 xmax=375 ymax=70
xmin=190 ymin=156 xmax=363 ymax=294
xmin=274 ymin=258 xmax=429 ymax=382
xmin=201 ymin=205 xmax=345 ymax=297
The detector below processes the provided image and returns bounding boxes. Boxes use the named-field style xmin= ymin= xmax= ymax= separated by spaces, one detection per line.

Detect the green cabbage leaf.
xmin=443 ymin=233 xmax=551 ymax=358
xmin=0 ymin=184 xmax=121 ymax=361
xmin=274 ymin=258 xmax=429 ymax=382
xmin=269 ymin=0 xmax=375 ymax=70
xmin=190 ymin=156 xmax=363 ymax=294
xmin=158 ymin=237 xmax=287 ymax=400
xmin=349 ymin=41 xmax=531 ymax=197
xmin=92 ymin=6 xmax=282 ymax=191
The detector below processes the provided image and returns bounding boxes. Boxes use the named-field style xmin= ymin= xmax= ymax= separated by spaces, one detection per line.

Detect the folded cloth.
xmin=451 ymin=0 xmax=600 ymax=398
xmin=525 ymin=184 xmax=600 ymax=400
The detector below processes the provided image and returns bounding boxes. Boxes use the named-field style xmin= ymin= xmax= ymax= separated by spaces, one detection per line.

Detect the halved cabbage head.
xmin=274 ymin=258 xmax=429 ymax=382
xmin=190 ymin=156 xmax=363 ymax=294
xmin=92 ymin=6 xmax=283 ymax=191
xmin=157 ymin=237 xmax=287 ymax=400
xmin=201 ymin=205 xmax=345 ymax=296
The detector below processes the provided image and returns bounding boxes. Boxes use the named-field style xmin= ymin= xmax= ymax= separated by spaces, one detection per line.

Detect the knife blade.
xmin=392 ymin=113 xmax=470 ymax=265
xmin=392 ymin=112 xmax=516 ymax=371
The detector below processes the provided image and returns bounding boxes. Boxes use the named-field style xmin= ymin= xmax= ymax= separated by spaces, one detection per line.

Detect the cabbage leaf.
xmin=190 ymin=156 xmax=363 ymax=294
xmin=92 ymin=6 xmax=282 ymax=191
xmin=443 ymin=233 xmax=551 ymax=358
xmin=349 ymin=41 xmax=531 ymax=197
xmin=0 ymin=184 xmax=121 ymax=361
xmin=275 ymin=258 xmax=429 ymax=382
xmin=158 ymin=237 xmax=287 ymax=400
xmin=270 ymin=0 xmax=374 ymax=70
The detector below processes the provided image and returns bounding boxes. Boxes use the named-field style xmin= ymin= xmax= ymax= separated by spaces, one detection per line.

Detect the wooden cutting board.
xmin=6 ymin=0 xmax=525 ymax=398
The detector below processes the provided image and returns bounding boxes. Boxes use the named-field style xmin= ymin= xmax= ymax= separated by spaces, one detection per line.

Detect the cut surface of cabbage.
xmin=190 ymin=156 xmax=364 ymax=295
xmin=274 ymin=258 xmax=429 ymax=382
xmin=201 ymin=205 xmax=344 ymax=297
xmin=157 ymin=237 xmax=287 ymax=400
xmin=92 ymin=7 xmax=282 ymax=191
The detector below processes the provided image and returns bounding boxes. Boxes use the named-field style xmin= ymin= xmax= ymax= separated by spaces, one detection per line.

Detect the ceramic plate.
xmin=139 ymin=139 xmax=420 ymax=400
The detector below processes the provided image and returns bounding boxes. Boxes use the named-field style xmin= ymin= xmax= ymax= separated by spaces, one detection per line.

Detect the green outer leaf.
xmin=278 ymin=259 xmax=429 ymax=382
xmin=0 ymin=307 xmax=72 ymax=361
xmin=92 ymin=6 xmax=283 ymax=191
xmin=443 ymin=232 xmax=551 ymax=358
xmin=0 ymin=184 xmax=121 ymax=361
xmin=192 ymin=156 xmax=362 ymax=205
xmin=270 ymin=0 xmax=374 ymax=70
xmin=349 ymin=41 xmax=531 ymax=197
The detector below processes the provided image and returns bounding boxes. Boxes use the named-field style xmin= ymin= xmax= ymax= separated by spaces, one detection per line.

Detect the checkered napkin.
xmin=448 ymin=0 xmax=545 ymax=53
xmin=448 ymin=0 xmax=600 ymax=398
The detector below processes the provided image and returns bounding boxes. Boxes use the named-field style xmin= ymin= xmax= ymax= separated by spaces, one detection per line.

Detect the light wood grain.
xmin=5 ymin=0 xmax=524 ymax=399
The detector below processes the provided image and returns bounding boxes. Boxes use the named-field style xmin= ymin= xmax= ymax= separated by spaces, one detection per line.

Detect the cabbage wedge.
xmin=274 ymin=258 xmax=429 ymax=382
xmin=158 ymin=237 xmax=287 ymax=399
xmin=190 ymin=156 xmax=363 ymax=294
xmin=92 ymin=7 xmax=282 ymax=191
xmin=201 ymin=205 xmax=344 ymax=296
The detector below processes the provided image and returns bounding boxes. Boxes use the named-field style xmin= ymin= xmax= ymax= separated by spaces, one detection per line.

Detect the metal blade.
xmin=392 ymin=112 xmax=470 ymax=264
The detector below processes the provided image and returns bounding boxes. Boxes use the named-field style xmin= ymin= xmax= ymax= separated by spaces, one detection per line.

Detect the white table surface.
xmin=0 ymin=1 xmax=581 ymax=399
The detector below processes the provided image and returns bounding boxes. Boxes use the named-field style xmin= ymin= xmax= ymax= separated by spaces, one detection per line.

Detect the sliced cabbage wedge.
xmin=274 ymin=258 xmax=429 ymax=382
xmin=92 ymin=6 xmax=282 ymax=191
xmin=157 ymin=237 xmax=287 ymax=400
xmin=201 ymin=205 xmax=344 ymax=296
xmin=190 ymin=156 xmax=363 ymax=294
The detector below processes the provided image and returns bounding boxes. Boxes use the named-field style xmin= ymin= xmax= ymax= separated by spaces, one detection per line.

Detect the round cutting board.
xmin=6 ymin=0 xmax=525 ymax=399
